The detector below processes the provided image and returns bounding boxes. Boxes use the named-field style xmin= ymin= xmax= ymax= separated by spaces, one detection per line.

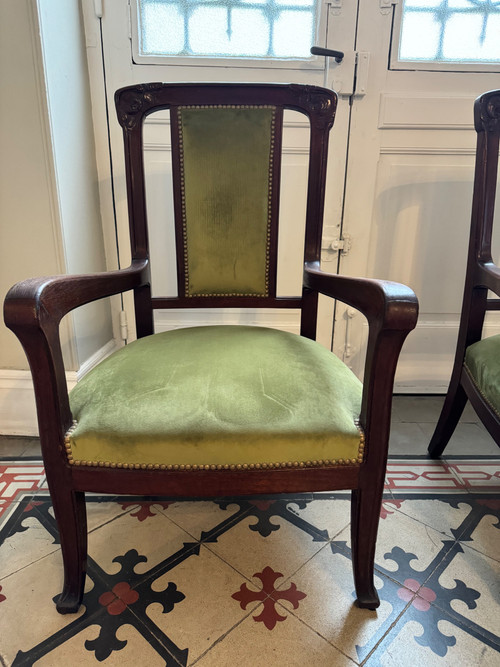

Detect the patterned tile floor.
xmin=0 ymin=396 xmax=499 ymax=666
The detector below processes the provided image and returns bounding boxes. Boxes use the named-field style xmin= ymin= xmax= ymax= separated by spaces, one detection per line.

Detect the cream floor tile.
xmin=42 ymin=498 xmax=135 ymax=534
xmin=389 ymin=498 xmax=472 ymax=537
xmin=366 ymin=614 xmax=500 ymax=666
xmin=204 ymin=514 xmax=326 ymax=582
xmin=88 ymin=509 xmax=196 ymax=576
xmin=147 ymin=544 xmax=260 ymax=665
xmin=436 ymin=543 xmax=500 ymax=637
xmin=336 ymin=509 xmax=453 ymax=585
xmin=0 ymin=511 xmax=59 ymax=580
xmin=284 ymin=496 xmax=351 ymax=540
xmin=33 ymin=622 xmax=175 ymax=667
xmin=274 ymin=545 xmax=407 ymax=663
xmin=466 ymin=509 xmax=500 ymax=561
xmin=86 ymin=499 xmax=136 ymax=533
xmin=194 ymin=603 xmax=356 ymax=667
xmin=157 ymin=499 xmax=245 ymax=541
xmin=0 ymin=550 xmax=89 ymax=665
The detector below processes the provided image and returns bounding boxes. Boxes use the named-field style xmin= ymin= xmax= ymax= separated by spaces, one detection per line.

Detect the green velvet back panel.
xmin=177 ymin=106 xmax=276 ymax=297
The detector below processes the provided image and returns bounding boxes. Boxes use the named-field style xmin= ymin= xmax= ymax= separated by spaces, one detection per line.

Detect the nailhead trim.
xmin=64 ymin=419 xmax=365 ymax=470
xmin=177 ymin=105 xmax=275 ymax=298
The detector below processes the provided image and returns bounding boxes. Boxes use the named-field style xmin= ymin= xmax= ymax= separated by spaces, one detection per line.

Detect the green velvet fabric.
xmin=464 ymin=334 xmax=500 ymax=416
xmin=179 ymin=107 xmax=274 ymax=296
xmin=68 ymin=326 xmax=363 ymax=468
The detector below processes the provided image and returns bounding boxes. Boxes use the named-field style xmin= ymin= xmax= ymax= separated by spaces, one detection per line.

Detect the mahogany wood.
xmin=428 ymin=90 xmax=500 ymax=457
xmin=4 ymin=83 xmax=418 ymax=615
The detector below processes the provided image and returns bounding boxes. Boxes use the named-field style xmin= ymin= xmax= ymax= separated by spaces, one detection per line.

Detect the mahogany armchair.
xmin=4 ymin=83 xmax=418 ymax=614
xmin=428 ymin=90 xmax=500 ymax=457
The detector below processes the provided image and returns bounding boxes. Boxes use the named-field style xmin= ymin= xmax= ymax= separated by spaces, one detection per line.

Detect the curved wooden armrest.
xmin=478 ymin=262 xmax=500 ymax=297
xmin=304 ymin=261 xmax=418 ymax=332
xmin=4 ymin=259 xmax=149 ymax=331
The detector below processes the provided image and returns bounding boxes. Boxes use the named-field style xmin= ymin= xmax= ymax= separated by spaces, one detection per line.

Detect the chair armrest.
xmin=304 ymin=261 xmax=419 ymax=465
xmin=304 ymin=261 xmax=418 ymax=331
xmin=4 ymin=259 xmax=149 ymax=329
xmin=3 ymin=260 xmax=149 ymax=442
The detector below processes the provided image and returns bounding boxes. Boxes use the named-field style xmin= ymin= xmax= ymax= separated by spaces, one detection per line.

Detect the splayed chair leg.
xmin=351 ymin=487 xmax=381 ymax=610
xmin=50 ymin=487 xmax=87 ymax=614
xmin=428 ymin=383 xmax=467 ymax=458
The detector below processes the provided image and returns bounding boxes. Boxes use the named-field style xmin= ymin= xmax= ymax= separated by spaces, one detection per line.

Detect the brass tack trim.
xmin=65 ymin=418 xmax=365 ymax=470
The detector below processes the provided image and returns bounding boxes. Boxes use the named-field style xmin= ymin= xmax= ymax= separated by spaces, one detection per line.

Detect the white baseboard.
xmin=0 ymin=339 xmax=118 ymax=437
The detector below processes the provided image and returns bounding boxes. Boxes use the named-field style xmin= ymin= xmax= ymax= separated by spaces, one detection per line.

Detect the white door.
xmin=333 ymin=0 xmax=500 ymax=391
xmin=82 ymin=0 xmax=360 ymax=348
xmin=84 ymin=0 xmax=500 ymax=391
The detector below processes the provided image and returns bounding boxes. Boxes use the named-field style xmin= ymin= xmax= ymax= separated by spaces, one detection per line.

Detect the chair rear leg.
xmin=351 ymin=486 xmax=381 ymax=610
xmin=49 ymin=486 xmax=88 ymax=614
xmin=427 ymin=382 xmax=467 ymax=458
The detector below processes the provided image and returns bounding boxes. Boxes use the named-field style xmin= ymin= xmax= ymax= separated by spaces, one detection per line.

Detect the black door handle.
xmin=310 ymin=46 xmax=344 ymax=64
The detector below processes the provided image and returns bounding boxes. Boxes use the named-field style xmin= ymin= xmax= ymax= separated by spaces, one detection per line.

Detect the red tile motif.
xmin=397 ymin=579 xmax=437 ymax=612
xmin=380 ymin=499 xmax=404 ymax=519
xmin=119 ymin=501 xmax=172 ymax=521
xmin=99 ymin=582 xmax=139 ymax=615
xmin=385 ymin=463 xmax=461 ymax=490
xmin=0 ymin=465 xmax=45 ymax=519
xmin=232 ymin=566 xmax=306 ymax=630
xmin=448 ymin=463 xmax=500 ymax=488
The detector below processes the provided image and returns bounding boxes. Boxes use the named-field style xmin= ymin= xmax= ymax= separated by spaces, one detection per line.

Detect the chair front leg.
xmin=48 ymin=481 xmax=88 ymax=613
xmin=350 ymin=481 xmax=381 ymax=610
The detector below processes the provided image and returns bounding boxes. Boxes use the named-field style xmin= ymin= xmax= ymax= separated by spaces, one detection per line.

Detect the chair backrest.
xmin=461 ymin=89 xmax=500 ymax=347
xmin=115 ymin=83 xmax=337 ymax=337
xmin=471 ymin=90 xmax=500 ymax=268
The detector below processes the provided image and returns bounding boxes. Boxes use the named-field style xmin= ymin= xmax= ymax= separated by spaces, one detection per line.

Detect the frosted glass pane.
xmin=274 ymin=12 xmax=313 ymax=58
xmin=189 ymin=7 xmax=269 ymax=56
xmin=400 ymin=14 xmax=440 ymax=60
xmin=404 ymin=0 xmax=440 ymax=7
xmin=443 ymin=15 xmax=500 ymax=61
xmin=398 ymin=0 xmax=500 ymax=63
xmin=137 ymin=0 xmax=316 ymax=59
xmin=141 ymin=4 xmax=184 ymax=54
xmin=447 ymin=0 xmax=475 ymax=8
xmin=276 ymin=0 xmax=314 ymax=6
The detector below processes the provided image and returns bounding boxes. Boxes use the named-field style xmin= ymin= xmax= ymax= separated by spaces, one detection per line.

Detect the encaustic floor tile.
xmin=0 ymin=460 xmax=499 ymax=666
xmin=271 ymin=542 xmax=409 ymax=664
xmin=194 ymin=603 xmax=355 ymax=667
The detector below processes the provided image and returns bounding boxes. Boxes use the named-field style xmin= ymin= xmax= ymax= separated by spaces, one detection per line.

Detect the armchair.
xmin=4 ymin=83 xmax=418 ymax=614
xmin=428 ymin=90 xmax=500 ymax=457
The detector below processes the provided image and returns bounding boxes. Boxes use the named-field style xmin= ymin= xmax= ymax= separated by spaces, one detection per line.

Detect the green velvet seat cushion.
xmin=68 ymin=326 xmax=363 ymax=469
xmin=464 ymin=334 xmax=500 ymax=416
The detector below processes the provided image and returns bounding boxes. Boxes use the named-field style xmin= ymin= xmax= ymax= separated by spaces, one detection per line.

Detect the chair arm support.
xmin=304 ymin=261 xmax=419 ymax=465
xmin=3 ymin=260 xmax=150 ymax=442
xmin=304 ymin=261 xmax=418 ymax=331
xmin=477 ymin=262 xmax=500 ymax=297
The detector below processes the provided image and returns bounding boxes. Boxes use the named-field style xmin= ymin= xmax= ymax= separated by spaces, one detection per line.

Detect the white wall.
xmin=0 ymin=0 xmax=114 ymax=434
xmin=37 ymin=0 xmax=113 ymax=365
xmin=0 ymin=0 xmax=70 ymax=370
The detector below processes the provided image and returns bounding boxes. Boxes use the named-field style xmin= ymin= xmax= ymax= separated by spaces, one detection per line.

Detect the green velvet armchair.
xmin=4 ymin=83 xmax=418 ymax=614
xmin=428 ymin=90 xmax=500 ymax=456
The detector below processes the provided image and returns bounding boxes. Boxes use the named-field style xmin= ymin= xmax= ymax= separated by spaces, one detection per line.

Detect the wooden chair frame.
xmin=4 ymin=83 xmax=418 ymax=614
xmin=428 ymin=90 xmax=500 ymax=457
